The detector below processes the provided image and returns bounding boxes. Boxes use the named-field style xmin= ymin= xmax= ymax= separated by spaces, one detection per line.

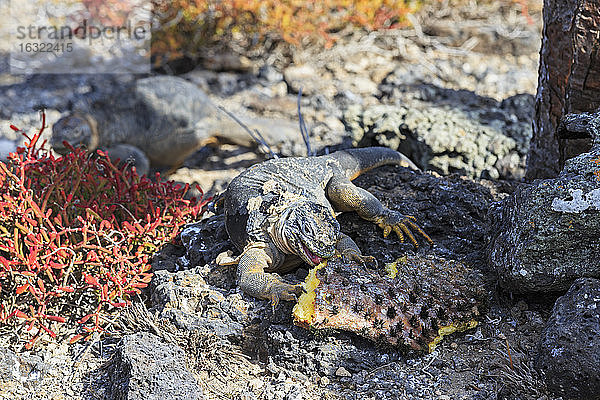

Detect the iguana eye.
xmin=301 ymin=224 xmax=312 ymax=236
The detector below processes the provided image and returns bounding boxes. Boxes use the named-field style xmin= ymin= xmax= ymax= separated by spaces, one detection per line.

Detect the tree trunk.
xmin=526 ymin=0 xmax=600 ymax=180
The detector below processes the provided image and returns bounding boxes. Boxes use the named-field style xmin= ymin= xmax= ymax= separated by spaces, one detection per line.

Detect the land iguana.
xmin=51 ymin=76 xmax=300 ymax=175
xmin=222 ymin=147 xmax=433 ymax=306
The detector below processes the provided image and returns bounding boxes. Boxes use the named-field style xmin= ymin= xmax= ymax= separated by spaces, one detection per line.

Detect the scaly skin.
xmin=223 ymin=147 xmax=433 ymax=306
xmin=51 ymin=76 xmax=306 ymax=176
xmin=51 ymin=76 xmax=218 ymax=175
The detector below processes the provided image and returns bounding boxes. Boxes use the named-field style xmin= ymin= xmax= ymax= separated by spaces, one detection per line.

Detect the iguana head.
xmin=272 ymin=201 xmax=339 ymax=266
xmin=51 ymin=113 xmax=99 ymax=155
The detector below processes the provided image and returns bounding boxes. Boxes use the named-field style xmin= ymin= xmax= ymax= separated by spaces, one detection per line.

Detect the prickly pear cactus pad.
xmin=293 ymin=254 xmax=487 ymax=352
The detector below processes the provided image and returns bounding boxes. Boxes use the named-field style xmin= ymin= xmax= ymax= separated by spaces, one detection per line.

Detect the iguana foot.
xmin=376 ymin=211 xmax=433 ymax=248
xmin=269 ymin=281 xmax=304 ymax=310
xmin=340 ymin=249 xmax=378 ymax=268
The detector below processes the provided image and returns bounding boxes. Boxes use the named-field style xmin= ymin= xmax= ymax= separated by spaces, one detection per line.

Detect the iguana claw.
xmin=269 ymin=282 xmax=304 ymax=310
xmin=377 ymin=212 xmax=433 ymax=248
xmin=341 ymin=249 xmax=378 ymax=268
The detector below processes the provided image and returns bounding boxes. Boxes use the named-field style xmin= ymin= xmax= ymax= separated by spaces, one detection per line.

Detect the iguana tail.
xmin=331 ymin=147 xmax=419 ymax=180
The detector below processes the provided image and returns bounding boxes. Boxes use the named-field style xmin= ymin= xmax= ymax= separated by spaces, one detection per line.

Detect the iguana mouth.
xmin=300 ymin=242 xmax=324 ymax=265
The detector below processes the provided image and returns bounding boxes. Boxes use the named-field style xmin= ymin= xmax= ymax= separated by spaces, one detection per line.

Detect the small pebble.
xmin=248 ymin=378 xmax=263 ymax=391
xmin=450 ymin=342 xmax=458 ymax=349
xmin=335 ymin=366 xmax=352 ymax=377
xmin=320 ymin=376 xmax=330 ymax=386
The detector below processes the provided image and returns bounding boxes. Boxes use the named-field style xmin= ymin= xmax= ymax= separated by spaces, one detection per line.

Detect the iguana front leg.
xmin=237 ymin=243 xmax=303 ymax=307
xmin=327 ymin=175 xmax=432 ymax=248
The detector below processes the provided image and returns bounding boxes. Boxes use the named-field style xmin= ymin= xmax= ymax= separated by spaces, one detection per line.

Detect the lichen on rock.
xmin=551 ymin=188 xmax=600 ymax=213
xmin=343 ymin=85 xmax=533 ymax=180
xmin=488 ymin=111 xmax=600 ymax=293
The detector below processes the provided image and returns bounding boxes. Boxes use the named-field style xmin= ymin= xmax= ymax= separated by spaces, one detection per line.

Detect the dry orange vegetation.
xmin=151 ymin=0 xmax=417 ymax=62
xmin=150 ymin=0 xmax=539 ymax=64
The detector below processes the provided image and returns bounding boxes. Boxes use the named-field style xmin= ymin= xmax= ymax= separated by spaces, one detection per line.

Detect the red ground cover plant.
xmin=0 ymin=112 xmax=209 ymax=349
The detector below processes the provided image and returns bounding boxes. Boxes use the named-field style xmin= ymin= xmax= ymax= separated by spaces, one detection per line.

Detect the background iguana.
xmin=50 ymin=76 xmax=300 ymax=175
xmin=222 ymin=147 xmax=433 ymax=305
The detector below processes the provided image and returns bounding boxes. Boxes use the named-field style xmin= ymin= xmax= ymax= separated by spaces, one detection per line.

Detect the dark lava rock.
xmin=344 ymin=84 xmax=533 ymax=180
xmin=343 ymin=165 xmax=507 ymax=270
xmin=500 ymin=93 xmax=536 ymax=123
xmin=537 ymin=278 xmax=600 ymax=400
xmin=106 ymin=332 xmax=204 ymax=400
xmin=488 ymin=111 xmax=600 ymax=293
xmin=260 ymin=323 xmax=397 ymax=377
xmin=150 ymin=267 xmax=245 ymax=339
xmin=180 ymin=214 xmax=233 ymax=268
